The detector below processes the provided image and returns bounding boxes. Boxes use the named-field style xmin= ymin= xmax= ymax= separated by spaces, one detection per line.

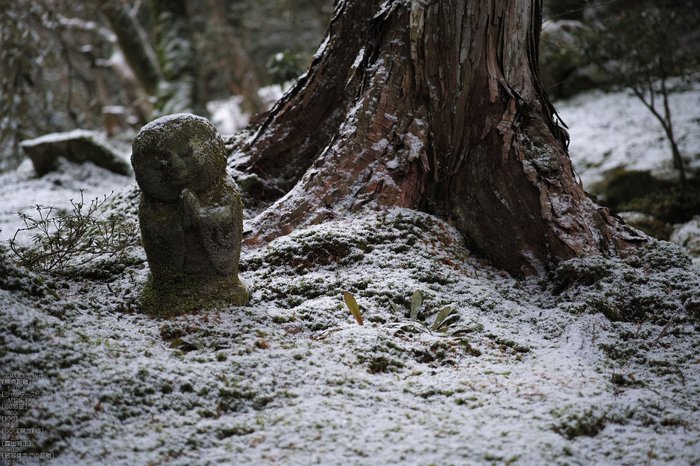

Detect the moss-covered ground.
xmin=2 ymin=208 xmax=699 ymax=465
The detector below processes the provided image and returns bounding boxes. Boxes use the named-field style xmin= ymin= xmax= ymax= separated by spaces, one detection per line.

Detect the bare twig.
xmin=9 ymin=191 xmax=139 ymax=273
xmin=652 ymin=309 xmax=680 ymax=345
xmin=636 ymin=307 xmax=665 ymax=338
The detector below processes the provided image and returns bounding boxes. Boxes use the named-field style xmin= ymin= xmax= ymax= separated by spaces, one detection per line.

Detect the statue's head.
xmin=131 ymin=113 xmax=227 ymax=202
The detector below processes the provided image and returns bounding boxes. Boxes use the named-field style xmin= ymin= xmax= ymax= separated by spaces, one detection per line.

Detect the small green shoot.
xmin=410 ymin=290 xmax=422 ymax=319
xmin=431 ymin=306 xmax=453 ymax=332
xmin=169 ymin=337 xmax=204 ymax=351
xmin=344 ymin=291 xmax=363 ymax=325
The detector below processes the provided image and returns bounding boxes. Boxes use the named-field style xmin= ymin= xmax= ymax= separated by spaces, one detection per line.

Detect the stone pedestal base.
xmin=139 ymin=273 xmax=249 ymax=317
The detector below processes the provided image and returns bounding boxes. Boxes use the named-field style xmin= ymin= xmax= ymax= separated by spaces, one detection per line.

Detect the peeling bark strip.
xmin=409 ymin=0 xmax=425 ymax=61
xmin=497 ymin=98 xmax=517 ymax=165
xmin=235 ymin=0 xmax=646 ymax=277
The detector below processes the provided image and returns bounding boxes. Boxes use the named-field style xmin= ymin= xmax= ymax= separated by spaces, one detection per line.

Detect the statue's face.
xmin=132 ymin=114 xmax=227 ymax=202
xmin=135 ymin=138 xmax=218 ymax=202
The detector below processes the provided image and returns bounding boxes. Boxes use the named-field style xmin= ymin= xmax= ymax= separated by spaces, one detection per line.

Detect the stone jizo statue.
xmin=131 ymin=113 xmax=248 ymax=314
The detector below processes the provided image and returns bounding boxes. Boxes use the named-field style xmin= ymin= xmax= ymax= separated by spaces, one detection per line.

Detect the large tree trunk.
xmin=231 ymin=0 xmax=645 ymax=277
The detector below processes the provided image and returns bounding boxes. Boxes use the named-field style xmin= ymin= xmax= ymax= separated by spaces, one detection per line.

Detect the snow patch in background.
xmin=671 ymin=216 xmax=700 ymax=258
xmin=258 ymin=83 xmax=292 ymax=109
xmin=207 ymin=83 xmax=292 ymax=136
xmin=0 ymin=159 xmax=132 ymax=243
xmin=207 ymin=96 xmax=249 ymax=135
xmin=558 ymin=81 xmax=700 ymax=188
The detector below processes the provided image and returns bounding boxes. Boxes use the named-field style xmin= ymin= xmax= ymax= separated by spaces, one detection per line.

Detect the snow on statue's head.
xmin=130 ymin=113 xmax=248 ymax=316
xmin=131 ymin=113 xmax=227 ymax=203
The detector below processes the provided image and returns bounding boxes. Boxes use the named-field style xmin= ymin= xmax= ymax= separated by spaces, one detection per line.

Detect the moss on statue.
xmin=140 ymin=271 xmax=248 ymax=317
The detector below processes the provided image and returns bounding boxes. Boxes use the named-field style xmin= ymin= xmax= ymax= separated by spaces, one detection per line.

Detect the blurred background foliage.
xmin=0 ymin=0 xmax=332 ymax=171
xmin=540 ymin=0 xmax=700 ymax=232
xmin=540 ymin=0 xmax=700 ymax=100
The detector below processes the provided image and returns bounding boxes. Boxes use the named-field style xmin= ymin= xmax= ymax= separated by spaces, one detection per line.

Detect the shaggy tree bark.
xmin=231 ymin=0 xmax=645 ymax=277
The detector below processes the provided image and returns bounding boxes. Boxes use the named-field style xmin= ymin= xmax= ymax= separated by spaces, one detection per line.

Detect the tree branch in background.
xmin=579 ymin=2 xmax=699 ymax=193
xmin=203 ymin=0 xmax=264 ymax=116
xmin=97 ymin=0 xmax=162 ymax=96
xmin=150 ymin=0 xmax=208 ymax=117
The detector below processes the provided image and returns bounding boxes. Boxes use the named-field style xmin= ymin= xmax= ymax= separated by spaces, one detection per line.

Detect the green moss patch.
xmin=139 ymin=273 xmax=248 ymax=317
xmin=591 ymin=169 xmax=700 ymax=238
xmin=0 ymin=244 xmax=49 ymax=298
xmin=552 ymin=408 xmax=607 ymax=439
xmin=552 ymin=241 xmax=697 ymax=323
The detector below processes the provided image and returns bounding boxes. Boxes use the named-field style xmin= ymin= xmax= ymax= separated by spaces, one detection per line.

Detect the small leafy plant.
xmin=391 ymin=290 xmax=460 ymax=335
xmin=9 ymin=190 xmax=139 ymax=274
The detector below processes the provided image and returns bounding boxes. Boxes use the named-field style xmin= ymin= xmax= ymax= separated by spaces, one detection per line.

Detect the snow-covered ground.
xmin=1 ymin=87 xmax=700 ymax=465
xmin=0 ymin=158 xmax=132 ymax=245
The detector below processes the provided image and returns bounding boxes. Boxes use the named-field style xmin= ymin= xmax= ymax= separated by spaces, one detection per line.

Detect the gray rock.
xmin=131 ymin=113 xmax=248 ymax=315
xmin=20 ymin=129 xmax=132 ymax=176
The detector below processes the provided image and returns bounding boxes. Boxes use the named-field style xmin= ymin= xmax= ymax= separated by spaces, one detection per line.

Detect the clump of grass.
xmin=551 ymin=408 xmax=607 ymax=439
xmin=216 ymin=425 xmax=254 ymax=440
xmin=356 ymin=355 xmax=405 ymax=374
